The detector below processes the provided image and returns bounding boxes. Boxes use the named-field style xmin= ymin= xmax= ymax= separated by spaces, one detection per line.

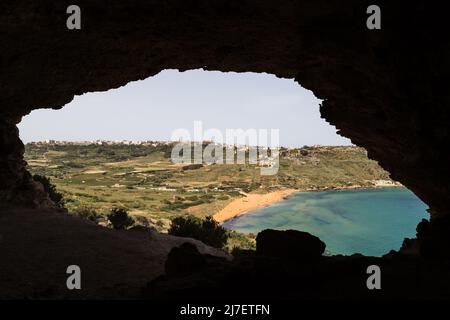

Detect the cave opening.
xmin=2 ymin=0 xmax=450 ymax=301
xmin=17 ymin=69 xmax=428 ymax=257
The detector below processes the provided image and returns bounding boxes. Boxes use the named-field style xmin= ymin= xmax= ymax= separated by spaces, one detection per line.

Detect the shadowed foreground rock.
xmin=256 ymin=229 xmax=325 ymax=260
xmin=1 ymin=1 xmax=450 ymax=257
xmin=1 ymin=1 xmax=450 ymax=299
xmin=143 ymin=229 xmax=450 ymax=300
xmin=165 ymin=243 xmax=208 ymax=277
xmin=0 ymin=208 xmax=229 ymax=299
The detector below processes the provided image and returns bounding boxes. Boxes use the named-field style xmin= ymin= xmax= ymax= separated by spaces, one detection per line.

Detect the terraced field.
xmin=24 ymin=142 xmax=396 ymax=231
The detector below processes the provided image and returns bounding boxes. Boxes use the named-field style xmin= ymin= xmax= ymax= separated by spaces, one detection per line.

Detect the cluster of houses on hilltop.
xmin=27 ymin=140 xmax=174 ymax=147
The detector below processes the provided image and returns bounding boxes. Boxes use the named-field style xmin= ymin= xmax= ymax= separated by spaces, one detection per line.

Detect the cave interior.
xmin=1 ymin=0 xmax=450 ymax=299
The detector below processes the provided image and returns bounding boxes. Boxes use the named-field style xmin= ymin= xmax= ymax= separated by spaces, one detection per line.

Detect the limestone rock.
xmin=1 ymin=1 xmax=450 ymax=257
xmin=165 ymin=242 xmax=207 ymax=277
xmin=256 ymin=229 xmax=325 ymax=260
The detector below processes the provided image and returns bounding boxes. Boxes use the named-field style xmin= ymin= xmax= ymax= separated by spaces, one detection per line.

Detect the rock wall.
xmin=0 ymin=117 xmax=51 ymax=207
xmin=1 ymin=1 xmax=449 ymax=253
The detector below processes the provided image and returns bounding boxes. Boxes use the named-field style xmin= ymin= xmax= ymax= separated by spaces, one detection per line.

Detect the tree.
xmin=168 ymin=215 xmax=228 ymax=248
xmin=33 ymin=174 xmax=65 ymax=208
xmin=107 ymin=207 xmax=134 ymax=230
xmin=74 ymin=206 xmax=101 ymax=224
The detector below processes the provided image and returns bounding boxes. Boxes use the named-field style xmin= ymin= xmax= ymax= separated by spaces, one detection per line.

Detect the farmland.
xmin=24 ymin=141 xmax=397 ymax=232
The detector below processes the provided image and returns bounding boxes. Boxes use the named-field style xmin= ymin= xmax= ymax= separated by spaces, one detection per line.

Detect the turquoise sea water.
xmin=223 ymin=188 xmax=428 ymax=256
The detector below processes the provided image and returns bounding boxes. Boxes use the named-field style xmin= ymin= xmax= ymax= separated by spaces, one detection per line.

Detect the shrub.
xmin=107 ymin=207 xmax=135 ymax=230
xmin=33 ymin=174 xmax=65 ymax=208
xmin=74 ymin=206 xmax=101 ymax=224
xmin=133 ymin=215 xmax=150 ymax=227
xmin=168 ymin=215 xmax=228 ymax=248
xmin=168 ymin=216 xmax=200 ymax=236
xmin=64 ymin=162 xmax=84 ymax=168
xmin=226 ymin=230 xmax=256 ymax=253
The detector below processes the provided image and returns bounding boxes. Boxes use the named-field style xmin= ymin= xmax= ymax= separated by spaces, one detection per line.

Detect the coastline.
xmin=302 ymin=180 xmax=402 ymax=192
xmin=213 ymin=181 xmax=403 ymax=224
xmin=213 ymin=189 xmax=297 ymax=224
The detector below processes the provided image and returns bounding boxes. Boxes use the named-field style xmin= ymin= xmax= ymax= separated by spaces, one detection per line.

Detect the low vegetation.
xmin=25 ymin=142 xmax=397 ymax=251
xmin=168 ymin=215 xmax=228 ymax=249
xmin=25 ymin=143 xmax=394 ymax=217
xmin=226 ymin=230 xmax=256 ymax=253
xmin=32 ymin=174 xmax=65 ymax=208
xmin=73 ymin=205 xmax=102 ymax=224
xmin=107 ymin=207 xmax=135 ymax=230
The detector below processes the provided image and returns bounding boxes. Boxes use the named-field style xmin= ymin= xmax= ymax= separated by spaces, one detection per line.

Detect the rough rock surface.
xmin=1 ymin=1 xmax=450 ymax=255
xmin=165 ymin=243 xmax=208 ymax=277
xmin=144 ymin=247 xmax=450 ymax=300
xmin=0 ymin=208 xmax=229 ymax=298
xmin=256 ymin=229 xmax=325 ymax=260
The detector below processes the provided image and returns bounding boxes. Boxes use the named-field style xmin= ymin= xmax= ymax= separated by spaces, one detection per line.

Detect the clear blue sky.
xmin=18 ymin=69 xmax=351 ymax=147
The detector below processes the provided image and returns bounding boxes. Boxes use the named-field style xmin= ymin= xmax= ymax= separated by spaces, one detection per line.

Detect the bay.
xmin=223 ymin=188 xmax=428 ymax=256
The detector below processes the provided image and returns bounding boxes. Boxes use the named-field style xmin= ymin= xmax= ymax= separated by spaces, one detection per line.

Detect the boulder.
xmin=256 ymin=229 xmax=325 ymax=260
xmin=165 ymin=242 xmax=207 ymax=277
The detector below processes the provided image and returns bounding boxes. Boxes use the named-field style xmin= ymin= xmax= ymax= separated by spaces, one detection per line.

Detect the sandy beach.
xmin=213 ymin=189 xmax=297 ymax=223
